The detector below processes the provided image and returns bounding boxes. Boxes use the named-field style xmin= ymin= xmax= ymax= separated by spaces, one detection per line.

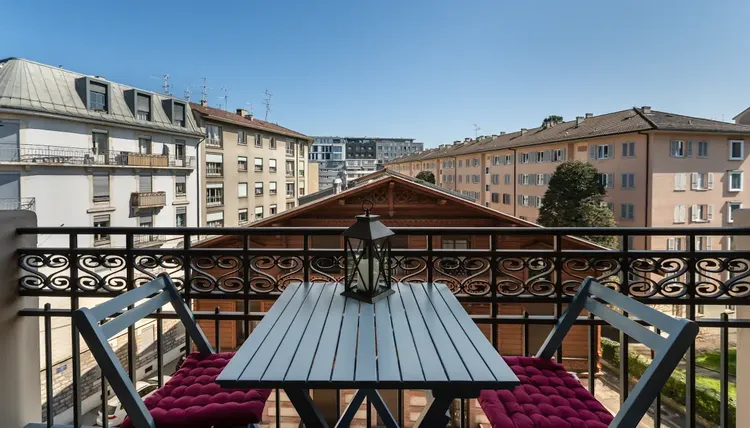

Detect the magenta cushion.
xmin=121 ymin=352 xmax=270 ymax=428
xmin=479 ymin=356 xmax=613 ymax=428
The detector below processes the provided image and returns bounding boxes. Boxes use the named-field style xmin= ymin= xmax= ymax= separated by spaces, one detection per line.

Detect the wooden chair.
xmin=479 ymin=277 xmax=699 ymax=428
xmin=73 ymin=273 xmax=269 ymax=428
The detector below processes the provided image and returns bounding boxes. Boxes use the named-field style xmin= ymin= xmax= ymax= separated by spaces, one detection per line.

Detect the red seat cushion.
xmin=121 ymin=352 xmax=270 ymax=428
xmin=479 ymin=356 xmax=613 ymax=428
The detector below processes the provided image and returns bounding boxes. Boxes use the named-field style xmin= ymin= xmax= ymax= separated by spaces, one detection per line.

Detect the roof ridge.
xmin=632 ymin=106 xmax=659 ymax=129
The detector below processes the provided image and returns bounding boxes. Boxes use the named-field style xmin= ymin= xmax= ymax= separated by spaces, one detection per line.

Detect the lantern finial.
xmin=362 ymin=199 xmax=373 ymax=217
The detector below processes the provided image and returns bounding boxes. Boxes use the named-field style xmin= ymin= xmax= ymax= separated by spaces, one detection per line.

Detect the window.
xmin=621 ymin=142 xmax=635 ymax=158
xmin=458 ymin=160 xmax=463 ymax=167
xmin=175 ymin=207 xmax=187 ymax=227
xmin=491 ymin=193 xmax=500 ymax=203
xmin=299 ymin=182 xmax=305 ymax=196
xmin=590 ymin=144 xmax=613 ymax=160
xmin=237 ymin=156 xmax=248 ymax=171
xmin=206 ymin=183 xmax=223 ymax=206
xmin=521 ymin=153 xmax=529 ymax=164
xmin=670 ymin=140 xmax=685 ymax=158
xmin=696 ymin=236 xmax=713 ymax=251
xmin=666 ymin=237 xmax=683 ymax=251
xmin=299 ymin=142 xmax=305 ymax=158
xmin=269 ymin=181 xmax=277 ymax=195
xmin=519 ymin=174 xmax=529 ymax=186
xmin=254 ymin=157 xmax=263 ymax=172
xmin=491 ymin=174 xmax=500 ymax=185
xmin=505 ymin=154 xmax=512 ymax=164
xmin=504 ymin=174 xmax=511 ymax=185
xmin=175 ymin=141 xmax=186 ymax=164
xmin=287 ymin=202 xmax=295 ymax=209
xmin=270 ymin=137 xmax=277 ymax=150
xmin=730 ymin=140 xmax=744 ymax=160
xmin=621 ymin=173 xmax=635 ymax=189
xmin=535 ymin=151 xmax=544 ymax=163
xmin=206 ymin=154 xmax=223 ymax=176
xmin=485 ymin=167 xmax=490 ymax=174
xmin=691 ymin=204 xmax=713 ymax=222
xmin=93 ymin=174 xmax=109 ymax=202
xmin=270 ymin=204 xmax=277 ymax=215
xmin=673 ymin=205 xmax=687 ymax=223
xmin=93 ymin=214 xmax=110 ymax=245
xmin=698 ymin=141 xmax=708 ymax=158
xmin=138 ymin=209 xmax=153 ymax=228
xmin=206 ymin=211 xmax=224 ymax=227
xmin=286 ymin=142 xmax=295 ymax=156
xmin=136 ymin=93 xmax=151 ymax=121
xmin=728 ymin=202 xmax=742 ymax=223
xmin=441 ymin=237 xmax=471 ymax=249
xmin=238 ymin=208 xmax=248 ymax=224
xmin=472 ymin=158 xmax=480 ymax=167
xmin=485 ymin=184 xmax=490 ymax=191
xmin=691 ymin=172 xmax=714 ymax=190
xmin=551 ymin=148 xmax=565 ymax=162
xmin=89 ymin=81 xmax=108 ymax=111
xmin=138 ymin=137 xmax=152 ymax=154
xmin=138 ymin=174 xmax=152 ymax=192
xmin=502 ymin=193 xmax=511 ymax=204
xmin=269 ymin=158 xmax=277 ymax=173
xmin=458 ymin=175 xmax=462 ymax=183
xmin=536 ymin=174 xmax=545 ymax=186
xmin=470 ymin=175 xmax=478 ymax=184
xmin=286 ymin=182 xmax=295 ymax=197
xmin=173 ymin=103 xmax=185 ymax=126
xmin=238 ymin=130 xmax=247 ymax=145
xmin=254 ymin=182 xmax=263 ymax=196
xmin=286 ymin=161 xmax=295 ymax=176
xmin=674 ymin=173 xmax=688 ymax=191
xmin=620 ymin=203 xmax=635 ymax=220
xmin=729 ymin=170 xmax=743 ymax=192
xmin=206 ymin=124 xmax=222 ymax=147
xmin=255 ymin=206 xmax=264 ymax=220
xmin=298 ymin=167 xmax=305 ymax=178
xmin=521 ymin=195 xmax=530 ymax=206
xmin=598 ymin=173 xmax=614 ymax=189
xmin=175 ymin=175 xmax=186 ymax=196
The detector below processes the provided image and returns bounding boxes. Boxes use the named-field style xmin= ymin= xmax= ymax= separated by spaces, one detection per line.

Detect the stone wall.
xmin=40 ymin=320 xmax=185 ymax=421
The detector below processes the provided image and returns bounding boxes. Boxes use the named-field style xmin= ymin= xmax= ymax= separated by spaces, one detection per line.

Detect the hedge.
xmin=601 ymin=337 xmax=736 ymax=426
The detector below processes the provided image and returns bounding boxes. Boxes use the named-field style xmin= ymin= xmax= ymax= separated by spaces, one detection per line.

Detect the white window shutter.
xmin=707 ymin=173 xmax=714 ymax=190
xmin=667 ymin=238 xmax=675 ymax=251
xmin=674 ymin=174 xmax=680 ymax=190
xmin=681 ymin=205 xmax=686 ymax=223
xmin=608 ymin=173 xmax=614 ymax=188
xmin=707 ymin=237 xmax=712 ymax=250
xmin=608 ymin=143 xmax=615 ymax=158
xmin=691 ymin=205 xmax=698 ymax=221
xmin=674 ymin=206 xmax=680 ymax=223
xmin=691 ymin=172 xmax=699 ymax=190
xmin=589 ymin=145 xmax=597 ymax=160
xmin=707 ymin=204 xmax=714 ymax=221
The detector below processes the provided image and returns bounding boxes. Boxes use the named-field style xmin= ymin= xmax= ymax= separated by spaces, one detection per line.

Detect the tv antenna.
xmin=149 ymin=74 xmax=172 ymax=96
xmin=263 ymin=89 xmax=272 ymax=121
xmin=200 ymin=77 xmax=211 ymax=104
xmin=473 ymin=124 xmax=481 ymax=138
xmin=219 ymin=87 xmax=230 ymax=111
xmin=246 ymin=102 xmax=255 ymax=117
xmin=184 ymin=87 xmax=191 ymax=102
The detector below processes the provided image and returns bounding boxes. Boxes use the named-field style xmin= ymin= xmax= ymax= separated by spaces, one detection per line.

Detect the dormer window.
xmin=136 ymin=93 xmax=151 ymax=121
xmin=89 ymin=81 xmax=108 ymax=112
xmin=173 ymin=102 xmax=185 ymax=127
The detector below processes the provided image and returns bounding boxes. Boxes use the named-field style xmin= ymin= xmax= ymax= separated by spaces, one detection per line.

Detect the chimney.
xmin=520 ymin=128 xmax=528 ymax=135
xmin=464 ymin=137 xmax=471 ymax=142
xmin=500 ymin=131 xmax=506 ymax=135
xmin=491 ymin=134 xmax=498 ymax=138
xmin=453 ymin=140 xmax=461 ymax=145
xmin=245 ymin=113 xmax=254 ymax=121
xmin=641 ymin=106 xmax=652 ymax=114
xmin=585 ymin=113 xmax=593 ymax=118
xmin=200 ymin=99 xmax=207 ymax=107
xmin=576 ymin=116 xmax=584 ymax=127
xmin=236 ymin=108 xmax=247 ymax=116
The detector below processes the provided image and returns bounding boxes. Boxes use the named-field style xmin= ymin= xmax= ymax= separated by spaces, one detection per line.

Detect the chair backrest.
xmin=536 ymin=277 xmax=699 ymax=428
xmin=73 ymin=274 xmax=213 ymax=428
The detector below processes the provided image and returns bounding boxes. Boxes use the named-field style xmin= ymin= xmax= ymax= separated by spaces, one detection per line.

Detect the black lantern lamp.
xmin=341 ymin=201 xmax=395 ymax=303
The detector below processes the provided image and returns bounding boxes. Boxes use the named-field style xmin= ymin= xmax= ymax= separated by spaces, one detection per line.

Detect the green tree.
xmin=415 ymin=171 xmax=436 ymax=184
xmin=542 ymin=115 xmax=564 ymax=127
xmin=538 ymin=161 xmax=618 ymax=248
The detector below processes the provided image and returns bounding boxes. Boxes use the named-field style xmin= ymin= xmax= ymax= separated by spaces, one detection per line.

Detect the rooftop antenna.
xmin=184 ymin=87 xmax=191 ymax=102
xmin=263 ymin=89 xmax=272 ymax=121
xmin=201 ymin=77 xmax=210 ymax=104
xmin=220 ymin=87 xmax=230 ymax=111
xmin=473 ymin=124 xmax=481 ymax=138
xmin=149 ymin=74 xmax=172 ymax=96
xmin=246 ymin=102 xmax=255 ymax=117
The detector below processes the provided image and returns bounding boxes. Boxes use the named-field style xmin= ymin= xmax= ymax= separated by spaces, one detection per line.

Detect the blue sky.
xmin=2 ymin=0 xmax=750 ymax=147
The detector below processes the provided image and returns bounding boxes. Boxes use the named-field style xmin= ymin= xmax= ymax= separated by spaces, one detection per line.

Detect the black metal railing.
xmin=0 ymin=144 xmax=195 ymax=168
xmin=16 ymin=226 xmax=750 ymax=428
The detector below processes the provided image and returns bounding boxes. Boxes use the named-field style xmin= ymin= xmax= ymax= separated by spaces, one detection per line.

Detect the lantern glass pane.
xmin=346 ymin=237 xmax=367 ymax=292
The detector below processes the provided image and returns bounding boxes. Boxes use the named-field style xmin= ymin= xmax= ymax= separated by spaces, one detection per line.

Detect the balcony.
xmin=5 ymin=222 xmax=749 ymax=428
xmin=0 ymin=197 xmax=34 ymax=211
xmin=130 ymin=191 xmax=167 ymax=209
xmin=0 ymin=144 xmax=195 ymax=169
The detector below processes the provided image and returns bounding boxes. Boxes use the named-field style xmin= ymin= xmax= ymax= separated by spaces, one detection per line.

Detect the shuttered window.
xmin=136 ymin=94 xmax=151 ymax=121
xmin=173 ymin=103 xmax=185 ymax=126
xmin=175 ymin=175 xmax=186 ymax=195
xmin=238 ymin=182 xmax=248 ymax=198
xmin=139 ymin=209 xmax=153 ymax=227
xmin=176 ymin=207 xmax=187 ymax=227
xmin=139 ymin=175 xmax=152 ymax=192
xmin=93 ymin=174 xmax=109 ymax=201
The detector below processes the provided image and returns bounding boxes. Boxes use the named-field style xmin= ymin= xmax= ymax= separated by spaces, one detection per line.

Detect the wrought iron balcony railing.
xmin=13 ymin=226 xmax=750 ymax=428
xmin=0 ymin=144 xmax=195 ymax=169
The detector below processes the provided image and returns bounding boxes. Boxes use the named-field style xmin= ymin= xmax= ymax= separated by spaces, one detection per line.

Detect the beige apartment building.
xmin=190 ymin=103 xmax=313 ymax=226
xmin=388 ymin=106 xmax=750 ymax=254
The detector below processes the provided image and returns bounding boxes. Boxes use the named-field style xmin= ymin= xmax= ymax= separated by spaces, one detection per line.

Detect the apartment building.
xmin=0 ymin=58 xmax=202 ymax=248
xmin=309 ymin=136 xmax=422 ymax=189
xmin=190 ymin=104 xmax=312 ymax=226
xmin=388 ymin=106 xmax=750 ymax=254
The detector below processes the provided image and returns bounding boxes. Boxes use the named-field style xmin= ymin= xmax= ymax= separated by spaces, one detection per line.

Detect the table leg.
xmin=367 ymin=390 xmax=398 ymax=428
xmin=415 ymin=390 xmax=453 ymax=427
xmin=284 ymin=389 xmax=328 ymax=428
xmin=335 ymin=389 xmax=367 ymax=428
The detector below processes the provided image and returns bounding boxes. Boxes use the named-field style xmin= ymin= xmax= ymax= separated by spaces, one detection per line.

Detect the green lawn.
xmin=694 ymin=374 xmax=737 ymax=400
xmin=696 ymin=348 xmax=736 ymax=376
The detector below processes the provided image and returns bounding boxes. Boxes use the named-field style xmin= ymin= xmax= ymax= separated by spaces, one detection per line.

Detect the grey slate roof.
xmin=0 ymin=58 xmax=203 ymax=137
xmin=388 ymin=107 xmax=750 ymax=163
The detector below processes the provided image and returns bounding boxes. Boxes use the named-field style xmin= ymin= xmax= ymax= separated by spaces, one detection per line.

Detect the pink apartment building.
xmin=388 ymin=106 xmax=750 ymax=259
